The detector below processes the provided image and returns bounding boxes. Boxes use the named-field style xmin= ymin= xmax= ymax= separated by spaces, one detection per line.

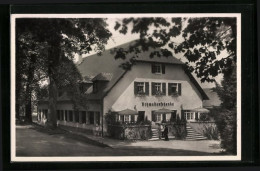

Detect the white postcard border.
xmin=11 ymin=13 xmax=241 ymax=162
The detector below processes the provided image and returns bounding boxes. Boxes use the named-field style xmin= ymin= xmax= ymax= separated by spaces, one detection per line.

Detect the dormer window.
xmin=151 ymin=63 xmax=165 ymax=74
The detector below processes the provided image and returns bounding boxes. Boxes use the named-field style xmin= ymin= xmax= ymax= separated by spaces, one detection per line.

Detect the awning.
xmin=192 ymin=107 xmax=210 ymax=113
xmin=117 ymin=108 xmax=138 ymax=115
xmin=154 ymin=108 xmax=173 ymax=114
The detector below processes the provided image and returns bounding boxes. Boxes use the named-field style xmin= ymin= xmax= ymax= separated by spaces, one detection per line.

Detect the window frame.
xmin=184 ymin=111 xmax=195 ymax=121
xmin=124 ymin=115 xmax=130 ymax=123
xmin=153 ymin=64 xmax=161 ymax=74
xmin=170 ymin=83 xmax=178 ymax=94
xmin=137 ymin=82 xmax=145 ymax=93
xmin=154 ymin=83 xmax=162 ymax=92
xmin=156 ymin=114 xmax=162 ymax=122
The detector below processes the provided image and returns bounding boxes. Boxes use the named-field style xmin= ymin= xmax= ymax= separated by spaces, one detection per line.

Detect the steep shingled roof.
xmin=92 ymin=72 xmax=113 ymax=81
xmin=77 ymin=40 xmax=208 ymax=100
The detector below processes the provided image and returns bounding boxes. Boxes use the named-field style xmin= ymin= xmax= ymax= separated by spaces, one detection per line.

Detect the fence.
xmin=107 ymin=124 xmax=152 ymax=140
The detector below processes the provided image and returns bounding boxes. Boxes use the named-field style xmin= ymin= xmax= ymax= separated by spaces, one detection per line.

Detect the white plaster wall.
xmin=104 ymin=62 xmax=203 ymax=121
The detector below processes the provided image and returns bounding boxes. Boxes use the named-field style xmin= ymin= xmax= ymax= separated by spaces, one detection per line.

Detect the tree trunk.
xmin=24 ymin=55 xmax=36 ymax=123
xmin=46 ymin=36 xmax=61 ymax=129
xmin=47 ymin=75 xmax=58 ymax=129
xmin=25 ymin=96 xmax=32 ymax=122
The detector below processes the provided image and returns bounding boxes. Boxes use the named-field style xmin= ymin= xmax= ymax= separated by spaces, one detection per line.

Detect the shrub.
xmin=173 ymin=123 xmax=186 ymax=139
xmin=203 ymin=124 xmax=219 ymax=140
xmin=200 ymin=113 xmax=210 ymax=121
xmin=212 ymin=108 xmax=237 ymax=154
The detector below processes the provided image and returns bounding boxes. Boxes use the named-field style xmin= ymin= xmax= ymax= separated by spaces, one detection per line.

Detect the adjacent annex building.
xmin=38 ymin=41 xmax=209 ymax=135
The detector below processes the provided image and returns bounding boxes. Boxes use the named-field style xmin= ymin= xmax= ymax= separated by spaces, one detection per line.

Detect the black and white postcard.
xmin=11 ymin=13 xmax=241 ymax=162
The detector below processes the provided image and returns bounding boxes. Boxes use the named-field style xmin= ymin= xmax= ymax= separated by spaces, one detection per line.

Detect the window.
xmin=119 ymin=115 xmax=124 ymax=122
xmin=43 ymin=109 xmax=48 ymax=119
xmin=81 ymin=111 xmax=86 ymax=123
xmin=155 ymin=83 xmax=161 ymax=92
xmin=168 ymin=83 xmax=182 ymax=96
xmin=170 ymin=83 xmax=178 ymax=93
xmin=124 ymin=115 xmax=129 ymax=122
xmin=154 ymin=64 xmax=161 ymax=73
xmin=65 ymin=110 xmax=68 ymax=121
xmin=60 ymin=110 xmax=64 ymax=121
xmin=69 ymin=110 xmax=73 ymax=122
xmin=134 ymin=82 xmax=149 ymax=95
xmin=74 ymin=111 xmax=79 ymax=123
xmin=137 ymin=82 xmax=145 ymax=93
xmin=156 ymin=114 xmax=162 ymax=122
xmin=184 ymin=112 xmax=195 ymax=120
xmin=95 ymin=112 xmax=100 ymax=125
xmin=89 ymin=111 xmax=94 ymax=124
xmin=151 ymin=63 xmax=165 ymax=74
xmin=152 ymin=82 xmax=166 ymax=95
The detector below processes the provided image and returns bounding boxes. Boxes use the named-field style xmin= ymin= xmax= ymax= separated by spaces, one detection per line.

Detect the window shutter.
xmin=162 ymin=64 xmax=165 ymax=74
xmin=152 ymin=82 xmax=155 ymax=95
xmin=151 ymin=64 xmax=155 ymax=73
xmin=145 ymin=82 xmax=149 ymax=95
xmin=168 ymin=83 xmax=173 ymax=95
xmin=178 ymin=83 xmax=182 ymax=95
xmin=162 ymin=83 xmax=166 ymax=95
xmin=134 ymin=82 xmax=138 ymax=95
xmin=131 ymin=115 xmax=135 ymax=122
xmin=152 ymin=111 xmax=156 ymax=122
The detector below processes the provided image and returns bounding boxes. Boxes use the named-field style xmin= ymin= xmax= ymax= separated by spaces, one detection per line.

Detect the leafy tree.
xmin=213 ymin=64 xmax=237 ymax=154
xmin=16 ymin=18 xmax=112 ymax=127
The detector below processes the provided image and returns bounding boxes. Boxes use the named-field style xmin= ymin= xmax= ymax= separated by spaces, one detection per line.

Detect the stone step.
xmin=186 ymin=138 xmax=207 ymax=141
xmin=185 ymin=125 xmax=208 ymax=141
xmin=186 ymin=136 xmax=207 ymax=139
xmin=187 ymin=133 xmax=203 ymax=136
xmin=186 ymin=131 xmax=196 ymax=133
xmin=149 ymin=137 xmax=160 ymax=141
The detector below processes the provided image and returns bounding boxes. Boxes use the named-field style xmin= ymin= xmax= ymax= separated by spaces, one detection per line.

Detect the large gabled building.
xmin=38 ymin=40 xmax=209 ymax=135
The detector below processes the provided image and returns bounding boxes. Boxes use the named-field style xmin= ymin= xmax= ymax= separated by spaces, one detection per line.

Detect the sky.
xmin=78 ymin=18 xmax=223 ymax=89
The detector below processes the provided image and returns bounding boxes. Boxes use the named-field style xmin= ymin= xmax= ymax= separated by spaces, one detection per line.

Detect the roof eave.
xmin=134 ymin=59 xmax=184 ymax=65
xmin=183 ymin=67 xmax=209 ymax=100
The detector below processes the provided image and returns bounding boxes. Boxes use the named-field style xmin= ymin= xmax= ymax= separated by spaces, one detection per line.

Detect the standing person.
xmin=164 ymin=125 xmax=169 ymax=141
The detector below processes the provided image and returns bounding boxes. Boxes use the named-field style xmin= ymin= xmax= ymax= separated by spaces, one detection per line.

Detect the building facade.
xmin=38 ymin=41 xmax=209 ymax=135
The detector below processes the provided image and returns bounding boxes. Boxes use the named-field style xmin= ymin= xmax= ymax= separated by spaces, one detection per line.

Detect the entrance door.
xmin=137 ymin=111 xmax=145 ymax=122
xmin=171 ymin=110 xmax=177 ymax=122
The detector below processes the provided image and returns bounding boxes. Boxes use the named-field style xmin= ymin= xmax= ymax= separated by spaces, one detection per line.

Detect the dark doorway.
xmin=137 ymin=111 xmax=145 ymax=122
xmin=89 ymin=111 xmax=94 ymax=124
xmin=170 ymin=110 xmax=177 ymax=122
